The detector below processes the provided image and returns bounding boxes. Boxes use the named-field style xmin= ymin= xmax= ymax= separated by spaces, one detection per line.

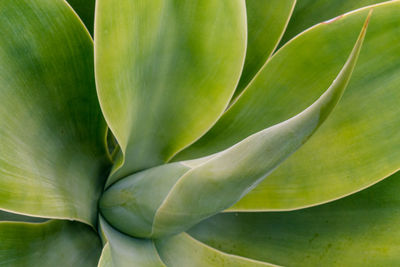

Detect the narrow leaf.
xmin=234 ymin=0 xmax=296 ymax=97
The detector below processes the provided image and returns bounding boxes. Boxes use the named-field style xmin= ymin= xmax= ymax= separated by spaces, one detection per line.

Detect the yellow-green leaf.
xmin=94 ymin=0 xmax=247 ymax=186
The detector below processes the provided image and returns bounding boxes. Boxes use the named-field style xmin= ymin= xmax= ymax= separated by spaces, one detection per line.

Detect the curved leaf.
xmin=233 ymin=0 xmax=296 ymax=97
xmin=0 ymin=220 xmax=101 ymax=266
xmin=189 ymin=171 xmax=400 ymax=266
xmin=95 ymin=0 xmax=247 ymax=185
xmin=155 ymin=233 xmax=276 ymax=267
xmin=0 ymin=0 xmax=109 ymax=225
xmin=98 ymin=243 xmax=112 ymax=267
xmin=99 ymin=217 xmax=166 ymax=267
xmin=66 ymin=0 xmax=96 ymax=35
xmin=174 ymin=1 xmax=400 ymax=211
xmin=100 ymin=14 xmax=369 ymax=238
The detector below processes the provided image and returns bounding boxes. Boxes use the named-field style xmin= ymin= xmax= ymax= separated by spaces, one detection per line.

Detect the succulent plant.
xmin=1 ymin=0 xmax=400 ymax=266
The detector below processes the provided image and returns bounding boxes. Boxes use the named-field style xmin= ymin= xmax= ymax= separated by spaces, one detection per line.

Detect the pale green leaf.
xmin=155 ymin=233 xmax=276 ymax=267
xmin=233 ymin=0 xmax=296 ymax=97
xmin=189 ymin=171 xmax=400 ymax=266
xmin=98 ymin=244 xmax=113 ymax=267
xmin=100 ymin=13 xmax=369 ymax=238
xmin=0 ymin=0 xmax=109 ymax=225
xmin=173 ymin=1 xmax=400 ymax=211
xmin=0 ymin=220 xmax=101 ymax=266
xmin=94 ymin=0 xmax=247 ymax=185
xmin=99 ymin=216 xmax=166 ymax=267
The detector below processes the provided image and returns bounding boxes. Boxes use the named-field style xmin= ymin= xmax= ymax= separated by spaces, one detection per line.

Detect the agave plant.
xmin=1 ymin=0 xmax=400 ymax=266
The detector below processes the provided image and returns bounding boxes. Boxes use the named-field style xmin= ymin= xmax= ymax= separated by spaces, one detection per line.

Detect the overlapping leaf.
xmin=174 ymin=1 xmax=400 ymax=212
xmin=99 ymin=216 xmax=166 ymax=267
xmin=95 ymin=0 xmax=247 ymax=186
xmin=0 ymin=0 xmax=109 ymax=225
xmin=189 ymin=172 xmax=400 ymax=266
xmin=233 ymin=0 xmax=296 ymax=97
xmin=100 ymin=13 xmax=369 ymax=238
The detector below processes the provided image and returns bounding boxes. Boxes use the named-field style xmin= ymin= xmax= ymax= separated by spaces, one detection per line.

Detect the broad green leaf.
xmin=234 ymin=0 xmax=296 ymax=98
xmin=100 ymin=15 xmax=369 ymax=238
xmin=0 ymin=210 xmax=46 ymax=223
xmin=95 ymin=0 xmax=247 ymax=185
xmin=174 ymin=1 xmax=400 ymax=211
xmin=189 ymin=171 xmax=400 ymax=266
xmin=0 ymin=0 xmax=109 ymax=225
xmin=66 ymin=0 xmax=96 ymax=35
xmin=99 ymin=216 xmax=166 ymax=267
xmin=279 ymin=0 xmax=388 ymax=46
xmin=0 ymin=220 xmax=101 ymax=266
xmin=155 ymin=233 xmax=275 ymax=267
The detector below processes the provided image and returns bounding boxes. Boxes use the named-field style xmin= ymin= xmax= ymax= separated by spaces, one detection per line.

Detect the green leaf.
xmin=233 ymin=0 xmax=296 ymax=98
xmin=0 ymin=0 xmax=109 ymax=225
xmin=0 ymin=220 xmax=102 ymax=266
xmin=189 ymin=171 xmax=400 ymax=266
xmin=66 ymin=0 xmax=96 ymax=35
xmin=229 ymin=1 xmax=400 ymax=211
xmin=279 ymin=0 xmax=388 ymax=46
xmin=100 ymin=13 xmax=369 ymax=239
xmin=99 ymin=216 xmax=166 ymax=267
xmin=174 ymin=1 xmax=400 ymax=211
xmin=94 ymin=0 xmax=247 ymax=185
xmin=155 ymin=233 xmax=275 ymax=267
xmin=98 ymin=243 xmax=113 ymax=267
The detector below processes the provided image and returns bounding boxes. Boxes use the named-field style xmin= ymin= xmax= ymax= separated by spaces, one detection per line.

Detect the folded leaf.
xmin=100 ymin=13 xmax=369 ymax=239
xmin=174 ymin=1 xmax=400 ymax=212
xmin=99 ymin=216 xmax=166 ymax=267
xmin=0 ymin=0 xmax=109 ymax=225
xmin=155 ymin=233 xmax=275 ymax=267
xmin=0 ymin=220 xmax=101 ymax=266
xmin=95 ymin=0 xmax=247 ymax=185
xmin=189 ymin=171 xmax=400 ymax=266
xmin=233 ymin=0 xmax=296 ymax=97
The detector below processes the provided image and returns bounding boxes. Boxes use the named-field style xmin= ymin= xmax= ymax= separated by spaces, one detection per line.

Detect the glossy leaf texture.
xmin=0 ymin=0 xmax=109 ymax=225
xmin=66 ymin=0 xmax=96 ymax=35
xmin=233 ymin=0 xmax=296 ymax=97
xmin=99 ymin=216 xmax=166 ymax=267
xmin=95 ymin=0 xmax=247 ymax=185
xmin=155 ymin=233 xmax=276 ymax=267
xmin=174 ymin=1 xmax=400 ymax=211
xmin=279 ymin=0 xmax=388 ymax=46
xmin=100 ymin=14 xmax=369 ymax=239
xmin=0 ymin=220 xmax=102 ymax=266
xmin=189 ymin=171 xmax=400 ymax=266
